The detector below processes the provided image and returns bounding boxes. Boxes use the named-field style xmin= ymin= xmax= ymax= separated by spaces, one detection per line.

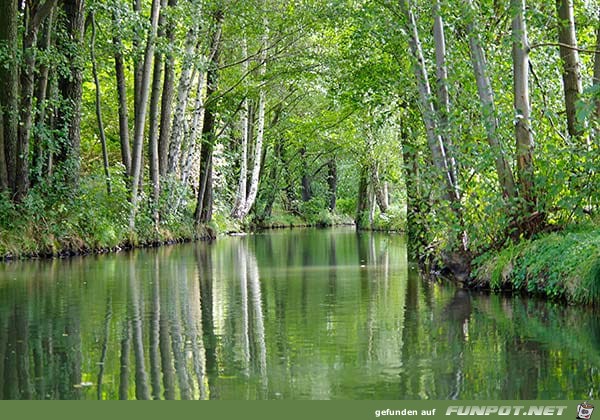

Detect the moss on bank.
xmin=472 ymin=226 xmax=600 ymax=304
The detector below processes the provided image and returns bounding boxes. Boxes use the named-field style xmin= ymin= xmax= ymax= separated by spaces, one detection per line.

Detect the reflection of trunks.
xmin=577 ymin=403 xmax=594 ymax=419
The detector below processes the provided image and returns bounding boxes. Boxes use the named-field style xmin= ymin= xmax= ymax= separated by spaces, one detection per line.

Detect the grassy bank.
xmin=0 ymin=176 xmax=202 ymax=260
xmin=0 ymin=177 xmax=371 ymax=260
xmin=472 ymin=226 xmax=600 ymax=304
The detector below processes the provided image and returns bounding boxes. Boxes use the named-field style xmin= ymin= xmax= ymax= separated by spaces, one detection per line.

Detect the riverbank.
xmin=0 ymin=194 xmax=361 ymax=260
xmin=470 ymin=226 xmax=600 ymax=305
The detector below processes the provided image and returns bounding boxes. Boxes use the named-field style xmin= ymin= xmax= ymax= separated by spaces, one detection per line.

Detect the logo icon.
xmin=577 ymin=402 xmax=594 ymax=420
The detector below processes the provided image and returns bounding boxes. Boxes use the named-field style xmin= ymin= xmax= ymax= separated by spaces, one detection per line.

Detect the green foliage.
xmin=370 ymin=205 xmax=406 ymax=232
xmin=474 ymin=227 xmax=600 ymax=304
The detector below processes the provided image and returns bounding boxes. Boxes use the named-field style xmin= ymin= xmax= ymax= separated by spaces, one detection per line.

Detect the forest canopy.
xmin=1 ymin=0 xmax=600 ymax=270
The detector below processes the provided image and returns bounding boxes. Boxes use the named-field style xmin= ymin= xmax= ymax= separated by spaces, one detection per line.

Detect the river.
xmin=0 ymin=227 xmax=597 ymax=399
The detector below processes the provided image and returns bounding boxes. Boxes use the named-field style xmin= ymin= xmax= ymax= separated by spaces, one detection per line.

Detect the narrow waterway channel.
xmin=0 ymin=228 xmax=597 ymax=399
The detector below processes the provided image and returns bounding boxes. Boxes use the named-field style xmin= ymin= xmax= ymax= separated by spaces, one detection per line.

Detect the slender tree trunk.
xmin=90 ymin=12 xmax=111 ymax=194
xmin=149 ymin=0 xmax=168 ymax=228
xmin=113 ymin=11 xmax=131 ymax=177
xmin=55 ymin=0 xmax=86 ymax=184
xmin=158 ymin=0 xmax=178 ymax=177
xmin=556 ymin=0 xmax=583 ymax=138
xmin=129 ymin=0 xmax=162 ymax=230
xmin=300 ymin=147 xmax=312 ymax=202
xmin=0 ymin=0 xmax=19 ymax=195
xmin=113 ymin=9 xmax=131 ymax=176
xmin=0 ymin=111 xmax=6 ymax=190
xmin=31 ymin=9 xmax=54 ymax=187
xmin=17 ymin=5 xmax=42 ymax=199
xmin=194 ymin=10 xmax=223 ymax=226
xmin=241 ymin=24 xmax=269 ymax=217
xmin=400 ymin=126 xmax=427 ymax=258
xmin=231 ymin=40 xmax=250 ymax=219
xmin=167 ymin=29 xmax=199 ymax=175
xmin=17 ymin=1 xmax=57 ymax=200
xmin=432 ymin=0 xmax=458 ymax=191
xmin=327 ymin=159 xmax=337 ymax=212
xmin=371 ymin=163 xmax=388 ymax=213
xmin=594 ymin=11 xmax=600 ymax=121
xmin=356 ymin=165 xmax=370 ymax=229
xmin=172 ymin=67 xmax=207 ymax=215
xmin=464 ymin=0 xmax=516 ymax=200
xmin=133 ymin=0 xmax=143 ymax=122
xmin=179 ymin=69 xmax=207 ymax=184
xmin=399 ymin=0 xmax=458 ymax=204
xmin=512 ymin=0 xmax=536 ymax=212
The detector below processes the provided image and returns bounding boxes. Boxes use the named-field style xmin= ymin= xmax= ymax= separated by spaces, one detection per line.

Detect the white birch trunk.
xmin=173 ymin=67 xmax=207 ymax=213
xmin=167 ymin=28 xmax=198 ymax=175
xmin=232 ymin=38 xmax=250 ymax=219
xmin=241 ymin=26 xmax=269 ymax=217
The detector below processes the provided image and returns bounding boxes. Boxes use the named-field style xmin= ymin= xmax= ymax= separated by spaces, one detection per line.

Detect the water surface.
xmin=0 ymin=228 xmax=598 ymax=399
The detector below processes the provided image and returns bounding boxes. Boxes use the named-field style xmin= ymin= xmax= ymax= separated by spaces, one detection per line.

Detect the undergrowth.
xmin=473 ymin=226 xmax=600 ymax=304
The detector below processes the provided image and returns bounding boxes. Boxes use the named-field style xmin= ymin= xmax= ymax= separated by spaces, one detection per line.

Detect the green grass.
xmin=473 ymin=226 xmax=600 ymax=304
xmin=0 ymin=174 xmax=199 ymax=259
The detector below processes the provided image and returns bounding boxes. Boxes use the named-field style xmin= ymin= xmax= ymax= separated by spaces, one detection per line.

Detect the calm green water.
xmin=0 ymin=228 xmax=598 ymax=400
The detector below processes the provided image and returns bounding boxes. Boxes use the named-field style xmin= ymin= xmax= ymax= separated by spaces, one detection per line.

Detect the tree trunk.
xmin=90 ymin=12 xmax=111 ymax=194
xmin=432 ymin=0 xmax=458 ymax=191
xmin=148 ymin=0 xmax=169 ymax=227
xmin=400 ymin=126 xmax=427 ymax=258
xmin=167 ymin=28 xmax=199 ymax=175
xmin=0 ymin=111 xmax=6 ymax=190
xmin=31 ymin=9 xmax=54 ymax=187
xmin=17 ymin=1 xmax=56 ymax=199
xmin=172 ymin=67 xmax=207 ymax=215
xmin=17 ymin=3 xmax=44 ymax=199
xmin=55 ymin=0 xmax=86 ymax=184
xmin=464 ymin=0 xmax=516 ymax=200
xmin=194 ymin=10 xmax=223 ymax=226
xmin=129 ymin=0 xmax=162 ymax=230
xmin=0 ymin=0 xmax=19 ymax=195
xmin=241 ymin=24 xmax=269 ymax=218
xmin=371 ymin=163 xmax=388 ymax=213
xmin=355 ymin=165 xmax=370 ymax=229
xmin=133 ymin=0 xmax=143 ymax=124
xmin=556 ymin=0 xmax=583 ymax=138
xmin=300 ymin=147 xmax=312 ymax=202
xmin=327 ymin=159 xmax=337 ymax=212
xmin=158 ymin=0 xmax=178 ymax=177
xmin=231 ymin=39 xmax=250 ymax=220
xmin=399 ymin=0 xmax=458 ymax=204
xmin=113 ymin=9 xmax=131 ymax=177
xmin=594 ymin=10 xmax=600 ymax=121
xmin=512 ymin=0 xmax=536 ymax=213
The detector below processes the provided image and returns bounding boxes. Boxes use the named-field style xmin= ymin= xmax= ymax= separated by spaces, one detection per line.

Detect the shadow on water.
xmin=0 ymin=227 xmax=599 ymax=399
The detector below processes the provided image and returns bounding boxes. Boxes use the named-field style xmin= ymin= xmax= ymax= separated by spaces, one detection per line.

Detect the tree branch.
xmin=530 ymin=42 xmax=600 ymax=55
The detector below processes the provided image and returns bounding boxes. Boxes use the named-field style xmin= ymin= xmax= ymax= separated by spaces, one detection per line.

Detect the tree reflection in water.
xmin=0 ymin=228 xmax=598 ymax=399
